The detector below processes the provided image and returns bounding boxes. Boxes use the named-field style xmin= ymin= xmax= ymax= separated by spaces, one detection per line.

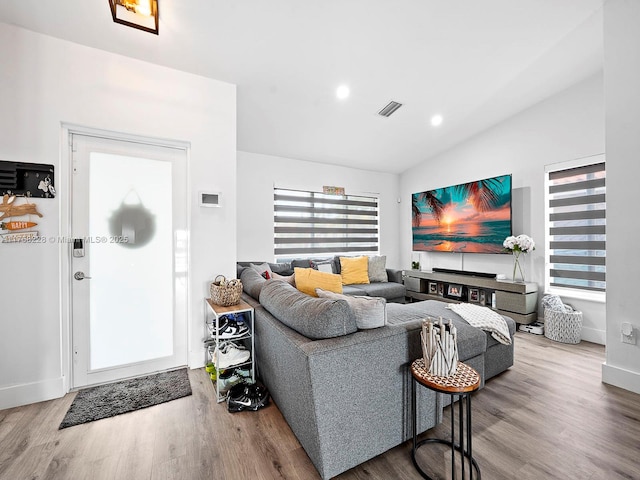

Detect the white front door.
xmin=70 ymin=133 xmax=188 ymax=388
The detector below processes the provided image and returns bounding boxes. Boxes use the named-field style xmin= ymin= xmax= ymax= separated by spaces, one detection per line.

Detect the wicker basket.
xmin=544 ymin=307 xmax=583 ymax=344
xmin=210 ymin=275 xmax=243 ymax=307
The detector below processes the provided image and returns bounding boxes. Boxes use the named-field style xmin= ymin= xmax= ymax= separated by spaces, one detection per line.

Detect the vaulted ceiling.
xmin=0 ymin=1 xmax=604 ymax=173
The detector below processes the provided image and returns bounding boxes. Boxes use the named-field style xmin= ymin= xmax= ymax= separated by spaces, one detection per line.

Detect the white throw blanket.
xmin=446 ymin=303 xmax=512 ymax=345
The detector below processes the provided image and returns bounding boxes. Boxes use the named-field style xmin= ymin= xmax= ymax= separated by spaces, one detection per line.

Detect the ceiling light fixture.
xmin=336 ymin=85 xmax=350 ymax=100
xmin=430 ymin=114 xmax=443 ymax=127
xmin=109 ymin=0 xmax=159 ymax=35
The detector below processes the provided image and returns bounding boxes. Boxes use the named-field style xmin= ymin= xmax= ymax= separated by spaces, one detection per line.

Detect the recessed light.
xmin=336 ymin=85 xmax=350 ymax=100
xmin=430 ymin=114 xmax=443 ymax=127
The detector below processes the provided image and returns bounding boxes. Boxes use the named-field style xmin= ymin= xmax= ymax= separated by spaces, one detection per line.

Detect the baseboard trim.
xmin=189 ymin=348 xmax=206 ymax=370
xmin=0 ymin=377 xmax=65 ymax=410
xmin=602 ymin=363 xmax=640 ymax=395
xmin=581 ymin=326 xmax=606 ymax=345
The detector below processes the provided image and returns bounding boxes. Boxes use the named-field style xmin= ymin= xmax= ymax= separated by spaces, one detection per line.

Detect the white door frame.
xmin=60 ymin=123 xmax=192 ymax=392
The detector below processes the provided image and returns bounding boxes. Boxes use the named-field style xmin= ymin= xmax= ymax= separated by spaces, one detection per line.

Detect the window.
xmin=274 ymin=188 xmax=379 ymax=257
xmin=545 ymin=156 xmax=606 ymax=299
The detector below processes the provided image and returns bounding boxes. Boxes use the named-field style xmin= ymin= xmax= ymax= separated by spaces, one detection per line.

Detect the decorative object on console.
xmin=420 ymin=317 xmax=458 ymax=376
xmin=447 ymin=284 xmax=463 ymax=298
xmin=503 ymin=234 xmax=535 ymax=282
xmin=469 ymin=288 xmax=479 ymax=302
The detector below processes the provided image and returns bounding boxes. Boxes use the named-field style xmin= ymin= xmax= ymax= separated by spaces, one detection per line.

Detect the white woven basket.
xmin=544 ymin=307 xmax=583 ymax=344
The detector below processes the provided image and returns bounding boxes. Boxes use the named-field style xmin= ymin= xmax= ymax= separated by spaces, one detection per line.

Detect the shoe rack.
xmin=204 ymin=298 xmax=255 ymax=403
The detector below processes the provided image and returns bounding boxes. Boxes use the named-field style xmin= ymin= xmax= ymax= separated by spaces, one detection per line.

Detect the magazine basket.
xmin=210 ymin=275 xmax=243 ymax=307
xmin=544 ymin=307 xmax=582 ymax=344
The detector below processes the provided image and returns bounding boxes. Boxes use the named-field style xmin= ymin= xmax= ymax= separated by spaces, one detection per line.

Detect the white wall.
xmin=602 ymin=0 xmax=640 ymax=394
xmin=399 ymin=73 xmax=605 ymax=344
xmin=237 ymin=151 xmax=401 ymax=268
xmin=0 ymin=23 xmax=236 ymax=409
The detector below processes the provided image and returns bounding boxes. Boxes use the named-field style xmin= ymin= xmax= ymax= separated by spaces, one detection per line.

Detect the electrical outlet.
xmin=622 ymin=333 xmax=636 ymax=345
xmin=621 ymin=322 xmax=636 ymax=345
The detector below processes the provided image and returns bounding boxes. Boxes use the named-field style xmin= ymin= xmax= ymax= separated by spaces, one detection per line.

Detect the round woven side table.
xmin=411 ymin=359 xmax=481 ymax=480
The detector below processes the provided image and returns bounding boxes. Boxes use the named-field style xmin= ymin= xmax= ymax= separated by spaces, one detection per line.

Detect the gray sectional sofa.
xmin=237 ymin=257 xmax=407 ymax=303
xmin=237 ymin=264 xmax=516 ymax=480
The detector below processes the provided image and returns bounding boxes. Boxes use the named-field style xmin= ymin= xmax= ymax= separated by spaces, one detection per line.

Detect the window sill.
xmin=545 ymin=286 xmax=606 ymax=304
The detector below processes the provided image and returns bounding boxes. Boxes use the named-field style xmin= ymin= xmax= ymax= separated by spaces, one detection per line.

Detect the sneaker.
xmin=211 ymin=342 xmax=250 ymax=369
xmin=210 ymin=316 xmax=250 ymax=339
xmin=234 ymin=367 xmax=252 ymax=379
xmin=227 ymin=381 xmax=270 ymax=413
xmin=217 ymin=368 xmax=244 ymax=393
xmin=226 ymin=313 xmax=246 ymax=326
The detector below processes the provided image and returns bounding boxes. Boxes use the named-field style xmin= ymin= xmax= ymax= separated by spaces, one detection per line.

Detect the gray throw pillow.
xmin=269 ymin=262 xmax=294 ymax=276
xmin=316 ymin=288 xmax=387 ymax=329
xmin=291 ymin=259 xmax=312 ymax=269
xmin=259 ymin=281 xmax=357 ymax=339
xmin=368 ymin=255 xmax=388 ymax=283
xmin=240 ymin=267 xmax=267 ymax=300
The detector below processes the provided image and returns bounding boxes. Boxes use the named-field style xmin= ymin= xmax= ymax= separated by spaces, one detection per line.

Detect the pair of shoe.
xmin=227 ymin=380 xmax=270 ymax=413
xmin=210 ymin=314 xmax=250 ymax=339
xmin=205 ymin=362 xmax=218 ymax=381
xmin=211 ymin=341 xmax=250 ymax=369
xmin=217 ymin=367 xmax=252 ymax=393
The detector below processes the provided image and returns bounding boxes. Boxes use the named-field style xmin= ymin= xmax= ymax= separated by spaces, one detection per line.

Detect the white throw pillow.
xmin=316 ymin=263 xmax=334 ymax=273
xmin=316 ymin=288 xmax=387 ymax=329
xmin=251 ymin=262 xmax=273 ymax=279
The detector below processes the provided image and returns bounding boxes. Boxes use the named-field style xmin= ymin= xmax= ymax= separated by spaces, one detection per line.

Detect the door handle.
xmin=74 ymin=271 xmax=92 ymax=281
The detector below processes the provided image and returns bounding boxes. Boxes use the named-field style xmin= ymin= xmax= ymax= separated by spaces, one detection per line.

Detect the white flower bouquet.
xmin=503 ymin=234 xmax=535 ymax=254
xmin=503 ymin=234 xmax=535 ymax=281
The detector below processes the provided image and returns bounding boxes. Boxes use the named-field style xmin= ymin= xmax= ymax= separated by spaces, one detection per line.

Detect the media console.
xmin=403 ymin=269 xmax=538 ymax=324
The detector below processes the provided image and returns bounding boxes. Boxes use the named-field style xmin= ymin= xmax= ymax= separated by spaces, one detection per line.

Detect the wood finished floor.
xmin=1 ymin=332 xmax=639 ymax=480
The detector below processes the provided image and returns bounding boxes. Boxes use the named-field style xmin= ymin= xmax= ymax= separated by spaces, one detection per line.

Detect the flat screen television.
xmin=412 ymin=174 xmax=512 ymax=253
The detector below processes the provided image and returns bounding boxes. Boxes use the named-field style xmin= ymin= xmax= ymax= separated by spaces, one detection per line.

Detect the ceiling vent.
xmin=377 ymin=101 xmax=403 ymax=117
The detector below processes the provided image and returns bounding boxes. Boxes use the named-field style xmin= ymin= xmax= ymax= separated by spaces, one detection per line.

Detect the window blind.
xmin=274 ymin=188 xmax=379 ymax=257
xmin=547 ymin=161 xmax=606 ymax=293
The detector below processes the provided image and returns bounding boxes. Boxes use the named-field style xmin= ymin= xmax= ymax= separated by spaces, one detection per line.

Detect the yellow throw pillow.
xmin=340 ymin=256 xmax=370 ymax=285
xmin=294 ymin=267 xmax=343 ymax=297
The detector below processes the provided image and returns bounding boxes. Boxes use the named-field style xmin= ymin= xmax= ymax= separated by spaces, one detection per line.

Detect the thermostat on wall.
xmin=200 ymin=192 xmax=221 ymax=207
